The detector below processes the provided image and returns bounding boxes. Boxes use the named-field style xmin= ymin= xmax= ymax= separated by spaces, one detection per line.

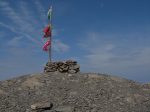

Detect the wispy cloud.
xmin=79 ymin=31 xmax=150 ymax=81
xmin=0 ymin=1 xmax=41 ymax=45
xmin=53 ymin=39 xmax=70 ymax=53
xmin=0 ymin=1 xmax=31 ymax=30
xmin=0 ymin=1 xmax=68 ymax=51
xmin=33 ymin=0 xmax=46 ymax=25
xmin=7 ymin=36 xmax=23 ymax=47
xmin=0 ymin=22 xmax=41 ymax=45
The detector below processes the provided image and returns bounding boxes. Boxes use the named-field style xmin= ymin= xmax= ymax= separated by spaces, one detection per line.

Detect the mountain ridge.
xmin=0 ymin=72 xmax=150 ymax=112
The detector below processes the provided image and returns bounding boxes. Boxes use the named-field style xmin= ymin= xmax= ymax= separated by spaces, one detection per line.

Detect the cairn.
xmin=44 ymin=60 xmax=80 ymax=73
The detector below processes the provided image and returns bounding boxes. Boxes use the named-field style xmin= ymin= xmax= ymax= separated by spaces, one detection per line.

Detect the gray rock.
xmin=68 ymin=70 xmax=76 ymax=74
xmin=31 ymin=101 xmax=53 ymax=110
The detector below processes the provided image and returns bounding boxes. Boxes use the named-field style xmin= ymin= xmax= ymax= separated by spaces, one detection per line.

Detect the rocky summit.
xmin=0 ymin=72 xmax=150 ymax=112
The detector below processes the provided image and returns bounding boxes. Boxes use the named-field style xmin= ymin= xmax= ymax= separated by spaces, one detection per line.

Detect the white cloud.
xmin=0 ymin=1 xmax=64 ymax=48
xmin=53 ymin=39 xmax=70 ymax=53
xmin=7 ymin=36 xmax=23 ymax=47
xmin=0 ymin=1 xmax=26 ymax=27
xmin=79 ymin=31 xmax=150 ymax=81
xmin=0 ymin=0 xmax=44 ymax=45
xmin=0 ymin=22 xmax=42 ymax=45
xmin=0 ymin=1 xmax=68 ymax=54
xmin=33 ymin=0 xmax=46 ymax=25
xmin=0 ymin=22 xmax=17 ymax=33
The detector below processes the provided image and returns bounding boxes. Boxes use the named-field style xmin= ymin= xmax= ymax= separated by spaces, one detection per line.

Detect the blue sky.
xmin=0 ymin=0 xmax=150 ymax=83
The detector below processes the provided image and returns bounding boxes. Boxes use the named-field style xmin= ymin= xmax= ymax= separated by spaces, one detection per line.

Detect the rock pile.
xmin=44 ymin=60 xmax=80 ymax=73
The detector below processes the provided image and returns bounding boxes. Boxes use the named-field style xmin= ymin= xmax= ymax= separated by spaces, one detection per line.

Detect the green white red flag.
xmin=47 ymin=6 xmax=52 ymax=20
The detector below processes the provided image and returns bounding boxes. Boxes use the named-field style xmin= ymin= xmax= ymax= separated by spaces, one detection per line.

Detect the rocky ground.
xmin=0 ymin=72 xmax=150 ymax=112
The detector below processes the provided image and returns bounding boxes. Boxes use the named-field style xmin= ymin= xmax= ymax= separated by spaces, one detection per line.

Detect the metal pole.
xmin=48 ymin=6 xmax=52 ymax=63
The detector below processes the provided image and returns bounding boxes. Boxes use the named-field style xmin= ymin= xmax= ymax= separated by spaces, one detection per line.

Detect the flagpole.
xmin=48 ymin=6 xmax=52 ymax=63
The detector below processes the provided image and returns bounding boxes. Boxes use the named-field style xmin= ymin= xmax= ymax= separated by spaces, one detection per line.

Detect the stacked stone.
xmin=44 ymin=60 xmax=80 ymax=73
